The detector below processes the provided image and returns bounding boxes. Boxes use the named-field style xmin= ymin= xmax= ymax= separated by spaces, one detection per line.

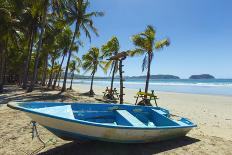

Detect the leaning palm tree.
xmin=47 ymin=48 xmax=61 ymax=88
xmin=82 ymin=47 xmax=105 ymax=96
xmin=130 ymin=25 xmax=170 ymax=103
xmin=27 ymin=0 xmax=49 ymax=92
xmin=68 ymin=57 xmax=81 ymax=90
xmin=61 ymin=0 xmax=104 ymax=92
xmin=101 ymin=36 xmax=120 ymax=93
xmin=27 ymin=0 xmax=65 ymax=92
xmin=52 ymin=26 xmax=73 ymax=89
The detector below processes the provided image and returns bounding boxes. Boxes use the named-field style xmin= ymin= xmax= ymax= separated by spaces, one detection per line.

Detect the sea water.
xmin=72 ymin=79 xmax=232 ymax=96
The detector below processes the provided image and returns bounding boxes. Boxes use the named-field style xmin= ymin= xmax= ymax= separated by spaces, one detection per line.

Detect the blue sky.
xmin=73 ymin=0 xmax=232 ymax=79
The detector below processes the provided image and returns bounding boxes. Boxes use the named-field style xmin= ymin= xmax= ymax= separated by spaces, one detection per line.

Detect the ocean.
xmin=71 ymin=79 xmax=232 ymax=96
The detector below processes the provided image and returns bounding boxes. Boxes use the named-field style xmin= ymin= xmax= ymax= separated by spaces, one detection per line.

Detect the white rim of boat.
xmin=7 ymin=101 xmax=197 ymax=130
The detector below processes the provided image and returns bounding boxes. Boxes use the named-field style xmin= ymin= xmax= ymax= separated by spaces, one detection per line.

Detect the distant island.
xmin=63 ymin=73 xmax=218 ymax=80
xmin=63 ymin=73 xmax=180 ymax=80
xmin=189 ymin=74 xmax=215 ymax=79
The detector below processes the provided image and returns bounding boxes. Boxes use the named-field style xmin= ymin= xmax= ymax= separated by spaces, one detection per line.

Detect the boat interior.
xmin=22 ymin=102 xmax=194 ymax=128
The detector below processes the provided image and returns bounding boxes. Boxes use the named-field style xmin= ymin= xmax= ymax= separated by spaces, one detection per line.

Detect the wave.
xmin=73 ymin=80 xmax=232 ymax=88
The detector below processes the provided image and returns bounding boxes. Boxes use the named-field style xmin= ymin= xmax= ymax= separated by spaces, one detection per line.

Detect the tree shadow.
xmin=79 ymin=91 xmax=94 ymax=97
xmin=38 ymin=136 xmax=200 ymax=155
xmin=0 ymin=85 xmax=68 ymax=104
xmin=22 ymin=93 xmax=68 ymax=102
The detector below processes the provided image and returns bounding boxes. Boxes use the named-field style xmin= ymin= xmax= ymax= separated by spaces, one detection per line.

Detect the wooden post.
xmin=108 ymin=52 xmax=128 ymax=104
xmin=119 ymin=57 xmax=126 ymax=104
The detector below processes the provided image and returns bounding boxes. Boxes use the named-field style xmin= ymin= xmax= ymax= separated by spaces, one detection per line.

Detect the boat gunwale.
xmin=7 ymin=101 xmax=197 ymax=130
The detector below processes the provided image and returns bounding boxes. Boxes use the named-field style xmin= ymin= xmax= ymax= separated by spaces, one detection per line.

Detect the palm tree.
xmin=68 ymin=57 xmax=81 ymax=90
xmin=0 ymin=1 xmax=22 ymax=92
xmin=50 ymin=62 xmax=60 ymax=87
xmin=27 ymin=0 xmax=49 ymax=92
xmin=101 ymin=36 xmax=120 ymax=93
xmin=38 ymin=19 xmax=62 ymax=88
xmin=27 ymin=0 xmax=65 ymax=92
xmin=82 ymin=47 xmax=105 ymax=96
xmin=52 ymin=26 xmax=73 ymax=89
xmin=130 ymin=25 xmax=170 ymax=101
xmin=61 ymin=0 xmax=104 ymax=92
xmin=21 ymin=2 xmax=40 ymax=89
xmin=47 ymin=48 xmax=60 ymax=88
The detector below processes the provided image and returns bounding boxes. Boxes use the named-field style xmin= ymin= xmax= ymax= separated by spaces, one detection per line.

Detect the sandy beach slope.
xmin=0 ymin=84 xmax=232 ymax=155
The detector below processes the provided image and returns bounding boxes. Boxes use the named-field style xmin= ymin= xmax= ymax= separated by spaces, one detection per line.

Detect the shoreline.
xmin=66 ymin=78 xmax=232 ymax=96
xmin=71 ymin=83 xmax=232 ymax=100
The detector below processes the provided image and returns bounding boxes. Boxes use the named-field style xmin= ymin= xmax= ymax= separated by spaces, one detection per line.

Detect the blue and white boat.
xmin=7 ymin=102 xmax=196 ymax=143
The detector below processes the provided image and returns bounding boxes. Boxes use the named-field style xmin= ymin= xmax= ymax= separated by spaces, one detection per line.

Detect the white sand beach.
xmin=0 ymin=84 xmax=232 ymax=155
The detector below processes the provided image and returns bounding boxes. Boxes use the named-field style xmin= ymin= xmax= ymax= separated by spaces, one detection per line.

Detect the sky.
xmin=72 ymin=0 xmax=232 ymax=79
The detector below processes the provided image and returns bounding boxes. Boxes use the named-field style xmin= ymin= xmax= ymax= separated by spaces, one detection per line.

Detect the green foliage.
xmin=64 ymin=0 xmax=104 ymax=41
xmin=101 ymin=36 xmax=120 ymax=57
xmin=0 ymin=0 xmax=170 ymax=95
xmin=101 ymin=36 xmax=120 ymax=74
xmin=69 ymin=57 xmax=82 ymax=74
xmin=82 ymin=47 xmax=105 ymax=75
xmin=130 ymin=25 xmax=170 ymax=71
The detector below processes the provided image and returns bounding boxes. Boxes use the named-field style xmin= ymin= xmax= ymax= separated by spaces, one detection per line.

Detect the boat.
xmin=7 ymin=102 xmax=196 ymax=143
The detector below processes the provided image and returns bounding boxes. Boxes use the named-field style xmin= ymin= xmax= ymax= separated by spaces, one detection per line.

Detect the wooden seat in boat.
xmin=115 ymin=110 xmax=146 ymax=126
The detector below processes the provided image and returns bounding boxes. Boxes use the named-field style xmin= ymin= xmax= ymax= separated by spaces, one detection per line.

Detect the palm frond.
xmin=128 ymin=49 xmax=146 ymax=57
xmin=155 ymin=38 xmax=170 ymax=49
xmin=101 ymin=36 xmax=120 ymax=57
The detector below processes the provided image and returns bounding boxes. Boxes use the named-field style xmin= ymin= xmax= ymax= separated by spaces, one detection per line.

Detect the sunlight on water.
xmin=69 ymin=79 xmax=232 ymax=96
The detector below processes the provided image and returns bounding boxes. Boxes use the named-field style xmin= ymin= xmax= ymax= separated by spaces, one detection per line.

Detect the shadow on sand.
xmin=38 ymin=136 xmax=200 ymax=155
xmin=0 ymin=85 xmax=68 ymax=104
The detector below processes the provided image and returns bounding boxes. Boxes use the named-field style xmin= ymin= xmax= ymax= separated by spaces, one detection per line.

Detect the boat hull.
xmin=27 ymin=112 xmax=193 ymax=143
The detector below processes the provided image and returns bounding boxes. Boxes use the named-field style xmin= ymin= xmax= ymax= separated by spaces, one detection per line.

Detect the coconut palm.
xmin=27 ymin=0 xmax=65 ymax=92
xmin=82 ymin=47 xmax=105 ymax=96
xmin=38 ymin=20 xmax=63 ymax=88
xmin=130 ymin=25 xmax=170 ymax=101
xmin=61 ymin=0 xmax=104 ymax=92
xmin=101 ymin=36 xmax=120 ymax=93
xmin=0 ymin=1 xmax=22 ymax=92
xmin=21 ymin=2 xmax=40 ymax=89
xmin=68 ymin=57 xmax=81 ymax=90
xmin=47 ymin=48 xmax=61 ymax=88
xmin=52 ymin=26 xmax=73 ymax=89
xmin=27 ymin=0 xmax=49 ymax=92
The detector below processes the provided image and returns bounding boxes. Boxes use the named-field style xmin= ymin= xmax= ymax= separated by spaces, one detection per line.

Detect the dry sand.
xmin=0 ymin=84 xmax=232 ymax=155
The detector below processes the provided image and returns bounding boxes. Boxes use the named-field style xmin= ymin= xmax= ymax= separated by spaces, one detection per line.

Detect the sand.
xmin=0 ymin=84 xmax=232 ymax=155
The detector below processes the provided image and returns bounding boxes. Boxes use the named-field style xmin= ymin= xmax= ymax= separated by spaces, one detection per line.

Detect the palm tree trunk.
xmin=0 ymin=51 xmax=5 ymax=93
xmin=27 ymin=0 xmax=48 ymax=92
xmin=89 ymin=71 xmax=95 ymax=95
xmin=22 ymin=28 xmax=34 ymax=89
xmin=52 ymin=53 xmax=65 ymax=89
xmin=144 ymin=53 xmax=152 ymax=99
xmin=57 ymin=71 xmax=62 ymax=87
xmin=41 ymin=54 xmax=48 ymax=86
xmin=47 ymin=56 xmax=55 ymax=88
xmin=110 ymin=61 xmax=117 ymax=92
xmin=3 ymin=54 xmax=7 ymax=85
xmin=61 ymin=23 xmax=79 ymax=92
xmin=69 ymin=72 xmax=74 ymax=90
